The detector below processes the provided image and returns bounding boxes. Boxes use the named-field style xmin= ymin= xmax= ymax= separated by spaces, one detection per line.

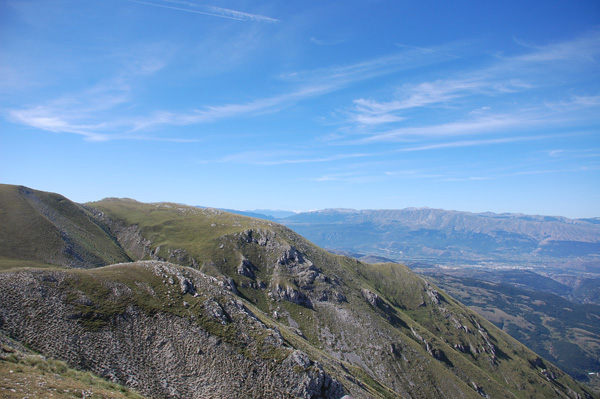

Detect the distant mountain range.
xmin=225 ymin=207 xmax=600 ymax=268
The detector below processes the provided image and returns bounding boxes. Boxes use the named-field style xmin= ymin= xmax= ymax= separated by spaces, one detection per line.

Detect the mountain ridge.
xmin=0 ymin=184 xmax=596 ymax=398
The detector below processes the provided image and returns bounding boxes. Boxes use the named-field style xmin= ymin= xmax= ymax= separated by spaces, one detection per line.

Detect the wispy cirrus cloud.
xmin=8 ymin=30 xmax=599 ymax=146
xmin=9 ymin=42 xmax=456 ymax=140
xmin=124 ymin=0 xmax=279 ymax=23
xmin=7 ymin=105 xmax=199 ymax=142
xmin=509 ymin=31 xmax=600 ymax=64
xmin=349 ymin=79 xmax=484 ymax=126
xmin=280 ymin=42 xmax=459 ymax=86
xmin=6 ymin=77 xmax=203 ymax=142
xmin=441 ymin=166 xmax=599 ymax=182
xmin=7 ymin=76 xmax=337 ymax=140
xmin=397 ymin=133 xmax=570 ymax=152
xmin=218 ymin=150 xmax=375 ymax=166
xmin=130 ymin=84 xmax=335 ymax=131
xmin=355 ymin=113 xmax=543 ymax=143
xmin=305 ymin=171 xmax=385 ymax=183
xmin=7 ymin=80 xmax=131 ymax=141
xmin=339 ymin=30 xmax=600 ymax=146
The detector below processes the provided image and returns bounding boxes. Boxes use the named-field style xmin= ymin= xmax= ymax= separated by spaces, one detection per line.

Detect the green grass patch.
xmin=0 ymin=256 xmax=60 ymax=271
xmin=0 ymin=345 xmax=145 ymax=398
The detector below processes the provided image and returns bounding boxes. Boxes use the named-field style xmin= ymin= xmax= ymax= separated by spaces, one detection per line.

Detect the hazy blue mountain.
xmin=214 ymin=208 xmax=297 ymax=221
xmin=278 ymin=207 xmax=600 ymax=267
xmin=249 ymin=209 xmax=297 ymax=219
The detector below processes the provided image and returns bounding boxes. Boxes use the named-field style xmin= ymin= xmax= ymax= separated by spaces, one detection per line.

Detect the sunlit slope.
xmin=89 ymin=198 xmax=596 ymax=398
xmin=0 ymin=261 xmax=352 ymax=398
xmin=0 ymin=185 xmax=130 ymax=269
xmin=1 ymin=332 xmax=146 ymax=399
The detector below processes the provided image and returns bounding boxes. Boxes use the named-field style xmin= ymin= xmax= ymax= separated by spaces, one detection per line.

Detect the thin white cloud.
xmin=310 ymin=36 xmax=346 ymax=46
xmin=548 ymin=150 xmax=565 ymax=157
xmin=131 ymin=84 xmax=334 ymax=131
xmin=8 ymin=110 xmax=112 ymax=141
xmin=510 ymin=31 xmax=600 ymax=64
xmin=8 ymin=105 xmax=204 ymax=142
xmin=547 ymin=148 xmax=600 ymax=159
xmin=7 ymin=77 xmax=336 ymax=139
xmin=337 ymin=31 xmax=600 ymax=147
xmin=442 ymin=167 xmax=595 ymax=183
xmin=219 ymin=150 xmax=374 ymax=166
xmin=351 ymin=113 xmax=406 ymax=125
xmin=396 ymin=134 xmax=557 ymax=152
xmin=443 ymin=176 xmax=494 ymax=182
xmin=8 ymin=29 xmax=599 ymax=146
xmin=305 ymin=171 xmax=383 ymax=183
xmin=356 ymin=79 xmax=483 ymax=111
xmin=468 ymin=106 xmax=491 ymax=115
xmin=7 ymin=80 xmax=132 ymax=141
xmin=279 ymin=42 xmax=460 ymax=85
xmin=6 ymin=37 xmax=464 ymax=140
xmin=349 ymin=79 xmax=485 ymax=126
xmin=544 ymin=94 xmax=600 ymax=112
xmin=357 ymin=113 xmax=539 ymax=143
xmin=6 ymin=78 xmax=202 ymax=142
xmin=384 ymin=170 xmax=444 ymax=179
xmin=124 ymin=0 xmax=279 ymax=23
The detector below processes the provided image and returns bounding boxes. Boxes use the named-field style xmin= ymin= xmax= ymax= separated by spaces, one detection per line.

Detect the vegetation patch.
xmin=0 ymin=342 xmax=145 ymax=399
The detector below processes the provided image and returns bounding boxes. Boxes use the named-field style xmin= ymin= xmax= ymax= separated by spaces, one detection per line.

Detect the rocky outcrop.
xmin=269 ymin=283 xmax=314 ymax=308
xmin=361 ymin=288 xmax=384 ymax=308
xmin=238 ymin=258 xmax=257 ymax=278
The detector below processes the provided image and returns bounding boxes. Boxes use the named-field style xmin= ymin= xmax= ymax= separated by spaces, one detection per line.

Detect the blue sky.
xmin=1 ymin=0 xmax=599 ymax=218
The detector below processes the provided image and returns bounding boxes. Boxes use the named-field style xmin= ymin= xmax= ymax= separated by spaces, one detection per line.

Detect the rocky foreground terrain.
xmin=0 ymin=261 xmax=344 ymax=398
xmin=0 ymin=184 xmax=596 ymax=398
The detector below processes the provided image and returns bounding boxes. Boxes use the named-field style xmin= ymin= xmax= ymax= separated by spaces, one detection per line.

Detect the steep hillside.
xmin=0 ymin=185 xmax=596 ymax=398
xmin=278 ymin=208 xmax=600 ymax=265
xmin=0 ymin=261 xmax=347 ymax=398
xmin=0 ymin=185 xmax=131 ymax=269
xmin=1 ymin=332 xmax=145 ymax=399
xmin=87 ymin=197 xmax=594 ymax=398
xmin=424 ymin=271 xmax=600 ymax=390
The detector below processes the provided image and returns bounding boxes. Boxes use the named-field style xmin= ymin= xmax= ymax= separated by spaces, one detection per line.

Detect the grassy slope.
xmin=0 ymin=185 xmax=130 ymax=268
xmin=427 ymin=273 xmax=600 ymax=393
xmin=89 ymin=198 xmax=596 ymax=399
xmin=1 ymin=334 xmax=145 ymax=399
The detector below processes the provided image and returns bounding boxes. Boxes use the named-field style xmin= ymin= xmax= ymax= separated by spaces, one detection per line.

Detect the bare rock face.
xmin=269 ymin=282 xmax=314 ymax=308
xmin=0 ymin=261 xmax=347 ymax=399
xmin=361 ymin=288 xmax=387 ymax=310
xmin=237 ymin=258 xmax=257 ymax=278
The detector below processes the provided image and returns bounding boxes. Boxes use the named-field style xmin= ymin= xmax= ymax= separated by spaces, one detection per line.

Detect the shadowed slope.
xmin=0 ymin=185 xmax=130 ymax=269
